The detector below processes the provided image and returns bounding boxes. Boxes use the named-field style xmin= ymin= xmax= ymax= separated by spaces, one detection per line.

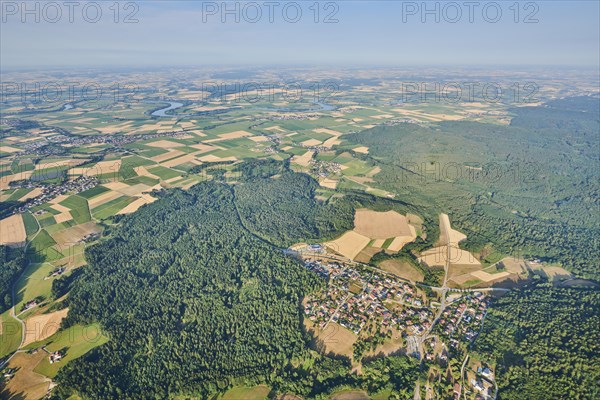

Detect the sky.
xmin=1 ymin=1 xmax=599 ymax=69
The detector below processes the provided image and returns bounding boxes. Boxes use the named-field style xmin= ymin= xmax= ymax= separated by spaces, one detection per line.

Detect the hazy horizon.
xmin=2 ymin=1 xmax=599 ymax=69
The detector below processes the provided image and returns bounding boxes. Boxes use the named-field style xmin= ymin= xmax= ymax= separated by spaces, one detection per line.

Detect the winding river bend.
xmin=150 ymin=100 xmax=334 ymax=118
xmin=151 ymin=101 xmax=185 ymax=117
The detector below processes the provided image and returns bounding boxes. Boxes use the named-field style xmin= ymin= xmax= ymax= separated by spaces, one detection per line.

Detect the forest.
xmin=473 ymin=283 xmax=600 ymax=399
xmin=0 ymin=246 xmax=25 ymax=313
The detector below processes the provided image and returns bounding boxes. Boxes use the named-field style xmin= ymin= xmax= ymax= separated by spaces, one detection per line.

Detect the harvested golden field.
xmin=198 ymin=154 xmax=237 ymax=162
xmin=471 ymin=270 xmax=511 ymax=282
xmin=352 ymin=146 xmax=369 ymax=154
xmin=0 ymin=145 xmax=21 ymax=153
xmin=146 ymin=140 xmax=185 ymax=148
xmin=50 ymin=204 xmax=71 ymax=214
xmin=1 ymin=351 xmax=50 ymax=400
xmin=318 ymin=177 xmax=338 ymax=189
xmin=151 ymin=149 xmax=185 ymax=163
xmin=292 ymin=150 xmax=314 ymax=167
xmin=301 ymin=138 xmax=322 ymax=147
xmin=313 ymin=128 xmax=342 ymax=136
xmin=322 ymin=136 xmax=341 ymax=148
xmin=312 ymin=322 xmax=357 ymax=359
xmin=248 ymin=135 xmax=268 ymax=142
xmin=94 ymin=121 xmax=133 ymax=134
xmin=134 ymin=166 xmax=161 ymax=179
xmin=54 ymin=212 xmax=73 ymax=224
xmin=447 ymin=247 xmax=481 ymax=267
xmin=112 ymin=183 xmax=152 ymax=197
xmin=439 ymin=213 xmax=466 ymax=246
xmin=419 ymin=247 xmax=448 ymax=268
xmin=379 ymin=259 xmax=424 ymax=282
xmin=88 ymin=190 xmax=121 ymax=208
xmin=18 ymin=188 xmax=43 ymax=202
xmin=354 ymin=209 xmax=413 ymax=239
xmin=325 ymin=231 xmax=371 ymax=260
xmin=0 ymin=214 xmax=26 ymax=247
xmin=117 ymin=194 xmax=157 ymax=215
xmin=22 ymin=308 xmax=69 ymax=347
xmin=49 ymin=195 xmax=69 ymax=204
xmin=161 ymin=153 xmax=200 ymax=168
xmin=0 ymin=171 xmax=33 ymax=190
xmin=354 ymin=246 xmax=382 ymax=263
xmin=206 ymin=130 xmax=252 ymax=142
xmin=386 ymin=228 xmax=417 ymax=252
xmin=50 ymin=222 xmax=101 ymax=247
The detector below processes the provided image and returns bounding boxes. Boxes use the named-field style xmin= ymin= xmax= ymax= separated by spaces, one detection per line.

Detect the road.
xmin=0 ymin=213 xmax=41 ymax=369
xmin=460 ymin=354 xmax=469 ymax=400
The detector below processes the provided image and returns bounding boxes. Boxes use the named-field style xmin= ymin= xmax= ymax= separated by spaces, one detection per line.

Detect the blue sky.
xmin=1 ymin=1 xmax=599 ymax=68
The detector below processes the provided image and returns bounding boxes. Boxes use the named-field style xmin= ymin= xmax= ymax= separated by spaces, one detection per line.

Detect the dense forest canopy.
xmin=57 ymin=179 xmax=326 ymax=398
xmin=0 ymin=246 xmax=25 ymax=313
xmin=474 ymin=284 xmax=600 ymax=400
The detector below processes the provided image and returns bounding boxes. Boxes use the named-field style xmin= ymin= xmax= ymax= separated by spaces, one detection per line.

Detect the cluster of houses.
xmin=383 ymin=118 xmax=421 ymax=126
xmin=15 ymin=126 xmax=190 ymax=157
xmin=466 ymin=365 xmax=495 ymax=399
xmin=11 ymin=175 xmax=98 ymax=214
xmin=81 ymin=232 xmax=101 ymax=243
xmin=272 ymin=113 xmax=319 ymax=121
xmin=435 ymin=292 xmax=489 ymax=343
xmin=303 ymin=261 xmax=435 ymax=335
xmin=310 ymin=160 xmax=341 ymax=178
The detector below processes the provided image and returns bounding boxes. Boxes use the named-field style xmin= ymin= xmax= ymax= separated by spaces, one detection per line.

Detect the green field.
xmin=59 ymin=195 xmax=91 ymax=224
xmin=78 ymin=185 xmax=110 ymax=199
xmin=30 ymin=323 xmax=109 ymax=378
xmin=22 ymin=212 xmax=39 ymax=237
xmin=14 ymin=262 xmax=56 ymax=312
xmin=147 ymin=165 xmax=182 ymax=180
xmin=29 ymin=229 xmax=57 ymax=255
xmin=221 ymin=385 xmax=270 ymax=400
xmin=91 ymin=196 xmax=136 ymax=220
xmin=0 ymin=310 xmax=22 ymax=358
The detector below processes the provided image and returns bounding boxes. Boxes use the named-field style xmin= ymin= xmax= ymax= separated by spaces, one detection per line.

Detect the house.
xmin=49 ymin=351 xmax=62 ymax=364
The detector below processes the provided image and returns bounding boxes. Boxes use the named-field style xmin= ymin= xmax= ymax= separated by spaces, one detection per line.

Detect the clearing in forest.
xmin=22 ymin=308 xmax=69 ymax=347
xmin=354 ymin=209 xmax=414 ymax=239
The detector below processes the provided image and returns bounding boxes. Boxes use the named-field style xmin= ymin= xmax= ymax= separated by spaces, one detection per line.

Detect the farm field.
xmin=378 ymin=259 xmax=424 ymax=282
xmin=0 ymin=310 xmax=21 ymax=358
xmin=0 ymin=351 xmax=51 ymax=399
xmin=221 ymin=385 xmax=271 ymax=400
xmin=0 ymin=214 xmax=26 ymax=247
xmin=22 ymin=308 xmax=69 ymax=347
xmin=324 ymin=209 xmax=419 ymax=261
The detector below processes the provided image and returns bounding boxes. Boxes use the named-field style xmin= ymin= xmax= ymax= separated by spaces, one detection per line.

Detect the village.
xmin=303 ymin=260 xmax=436 ymax=336
xmin=302 ymin=258 xmax=497 ymax=400
xmin=9 ymin=175 xmax=99 ymax=215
